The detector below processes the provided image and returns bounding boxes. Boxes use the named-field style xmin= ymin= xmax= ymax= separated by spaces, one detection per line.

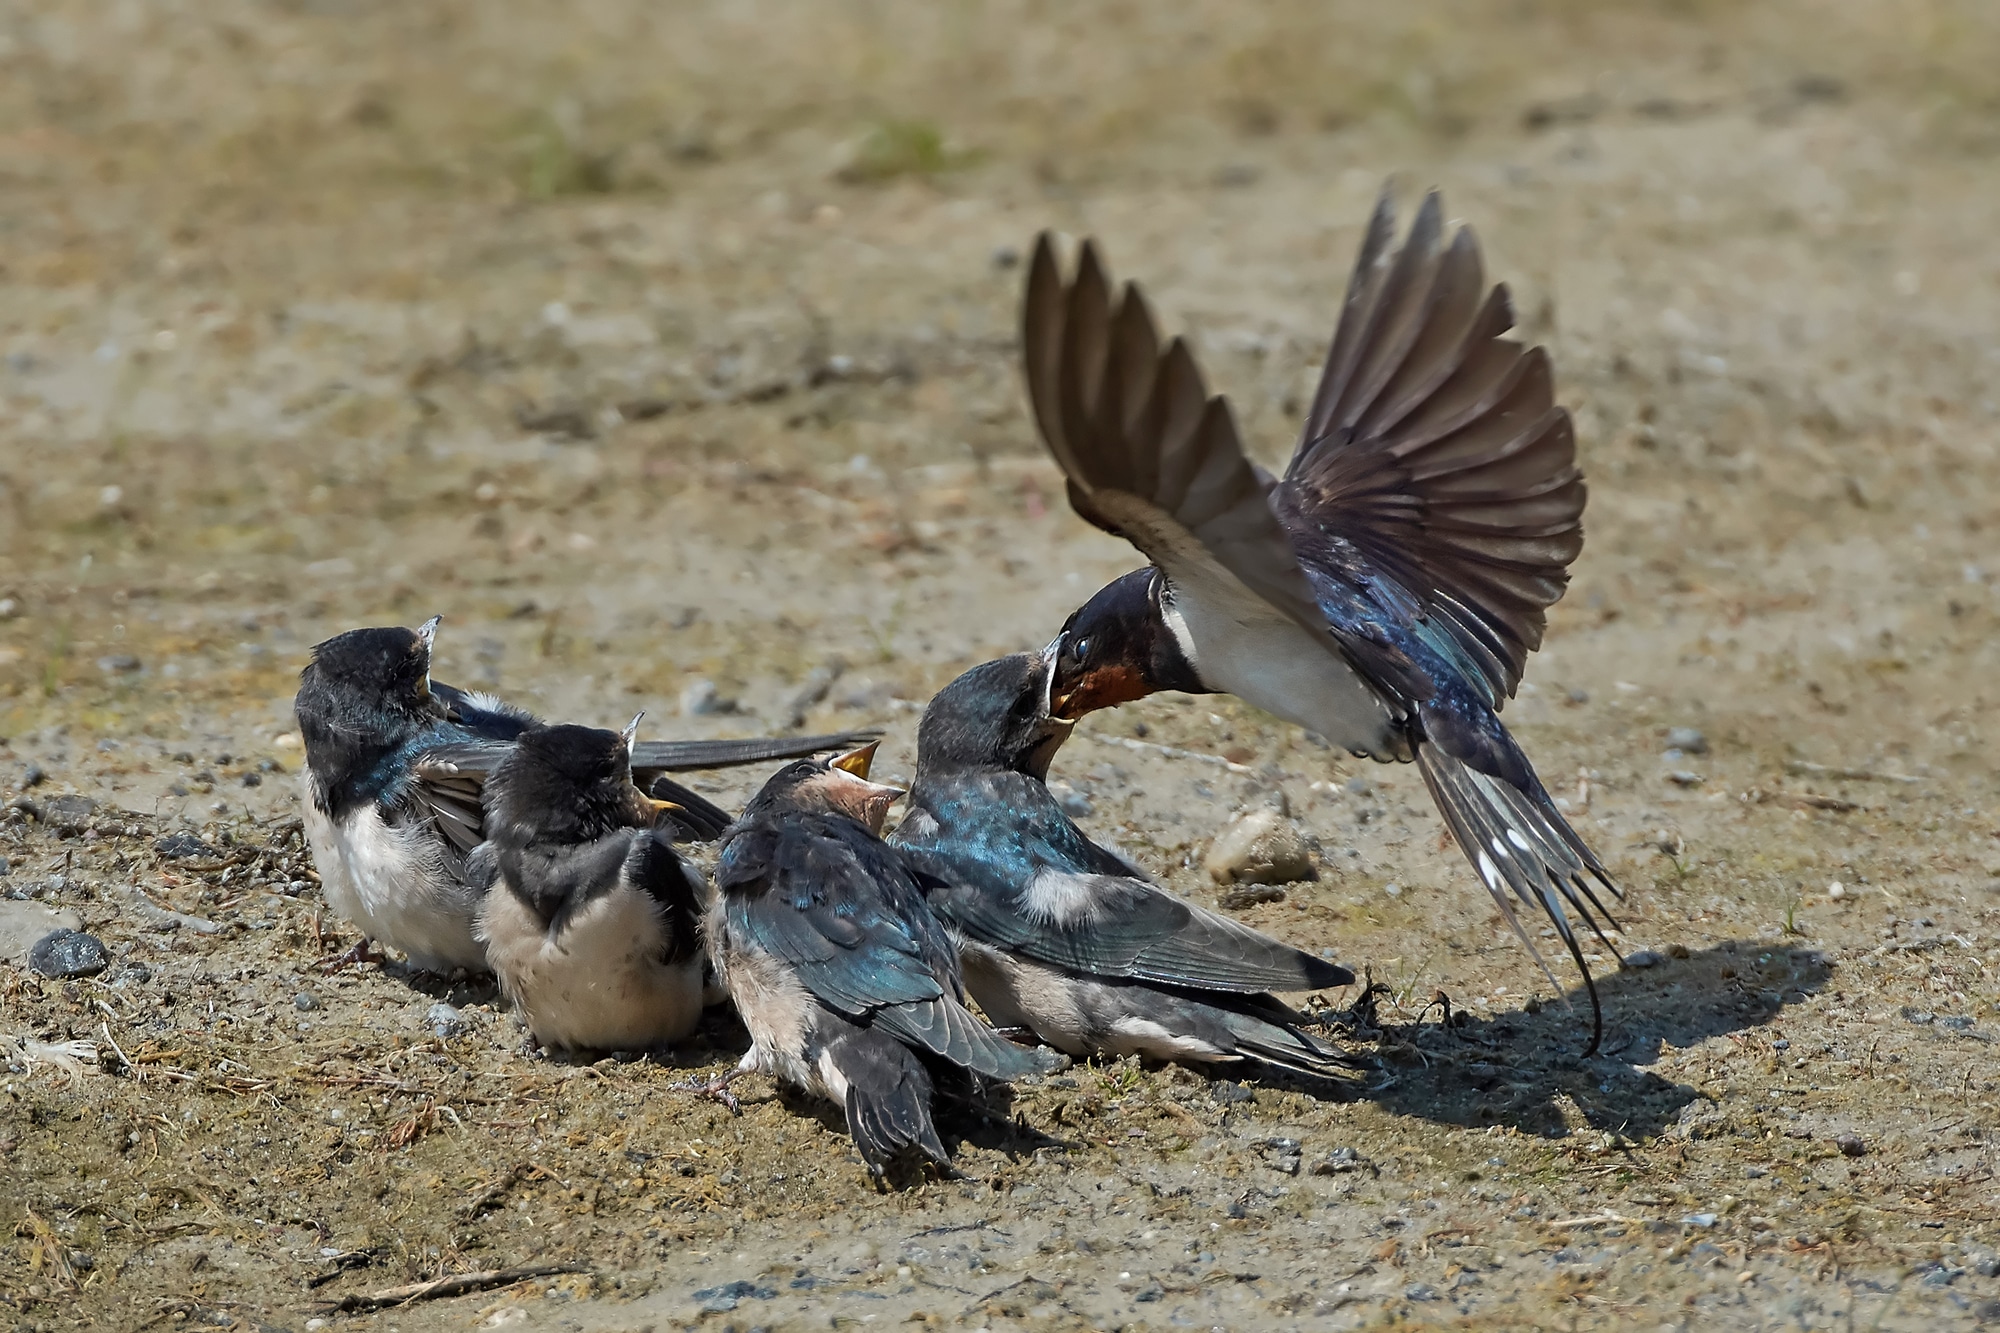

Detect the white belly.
xmin=302 ymin=780 xmax=487 ymax=972
xmin=1171 ymin=575 xmax=1398 ymax=759
xmin=479 ymin=884 xmax=702 ymax=1051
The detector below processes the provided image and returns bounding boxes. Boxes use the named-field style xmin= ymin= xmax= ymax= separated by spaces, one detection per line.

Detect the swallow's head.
xmin=748 ymin=742 xmax=905 ymax=836
xmin=917 ymin=651 xmax=1074 ymax=781
xmin=1049 ymin=568 xmax=1205 ymax=719
xmin=490 ymin=719 xmax=677 ymax=845
xmin=296 ymin=618 xmax=448 ymax=751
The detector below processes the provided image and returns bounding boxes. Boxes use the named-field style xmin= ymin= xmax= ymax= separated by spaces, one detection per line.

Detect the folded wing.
xmin=724 ymin=819 xmax=1044 ymax=1080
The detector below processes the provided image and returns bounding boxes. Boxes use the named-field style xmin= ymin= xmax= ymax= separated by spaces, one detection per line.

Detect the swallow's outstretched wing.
xmin=1279 ymin=189 xmax=1584 ymax=704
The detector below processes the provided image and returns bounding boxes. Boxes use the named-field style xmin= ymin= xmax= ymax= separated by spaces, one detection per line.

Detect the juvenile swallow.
xmin=469 ymin=717 xmax=709 ymax=1052
xmin=893 ymin=650 xmax=1353 ymax=1079
xmin=295 ymin=619 xmax=874 ymax=972
xmin=702 ymin=743 xmax=1050 ymax=1180
xmin=1021 ymin=190 xmax=1623 ymax=1049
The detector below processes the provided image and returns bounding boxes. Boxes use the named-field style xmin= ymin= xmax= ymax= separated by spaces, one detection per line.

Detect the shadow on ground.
xmin=1354 ymin=941 xmax=1834 ymax=1139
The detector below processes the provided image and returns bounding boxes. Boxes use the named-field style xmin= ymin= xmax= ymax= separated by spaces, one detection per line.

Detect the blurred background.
xmin=0 ymin=0 xmax=1994 ymax=774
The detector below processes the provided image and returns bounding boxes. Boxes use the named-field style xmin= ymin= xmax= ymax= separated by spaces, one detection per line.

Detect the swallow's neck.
xmin=296 ymin=692 xmax=431 ymax=821
xmin=1147 ymin=576 xmax=1210 ymax=695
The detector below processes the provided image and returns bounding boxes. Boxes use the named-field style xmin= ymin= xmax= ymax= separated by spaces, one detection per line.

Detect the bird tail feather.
xmin=1415 ymin=740 xmax=1621 ymax=1052
xmin=824 ymin=1028 xmax=950 ymax=1174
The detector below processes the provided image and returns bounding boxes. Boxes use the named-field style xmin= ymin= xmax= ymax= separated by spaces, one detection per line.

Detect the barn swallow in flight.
xmin=469 ymin=717 xmax=709 ymax=1052
xmin=701 ymin=743 xmax=1052 ymax=1181
xmin=892 ymin=650 xmax=1352 ymax=1079
xmin=1021 ymin=190 xmax=1622 ymax=1050
xmin=294 ymin=619 xmax=874 ymax=973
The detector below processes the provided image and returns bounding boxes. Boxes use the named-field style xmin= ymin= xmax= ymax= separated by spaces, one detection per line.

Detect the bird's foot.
xmin=317 ymin=939 xmax=382 ymax=972
xmin=674 ymin=1072 xmax=743 ymax=1115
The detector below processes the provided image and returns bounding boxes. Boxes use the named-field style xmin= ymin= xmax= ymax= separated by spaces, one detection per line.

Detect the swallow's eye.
xmin=1069 ymin=636 xmax=1091 ymax=663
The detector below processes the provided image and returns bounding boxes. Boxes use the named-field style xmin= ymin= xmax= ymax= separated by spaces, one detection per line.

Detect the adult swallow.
xmin=701 ymin=743 xmax=1050 ymax=1181
xmin=1021 ymin=190 xmax=1623 ymax=1049
xmin=468 ymin=717 xmax=709 ymax=1052
xmin=294 ymin=618 xmax=874 ymax=973
xmin=892 ymin=650 xmax=1353 ymax=1079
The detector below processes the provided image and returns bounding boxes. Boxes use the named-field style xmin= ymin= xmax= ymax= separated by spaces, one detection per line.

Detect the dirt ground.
xmin=3 ymin=2 xmax=1999 ymax=1329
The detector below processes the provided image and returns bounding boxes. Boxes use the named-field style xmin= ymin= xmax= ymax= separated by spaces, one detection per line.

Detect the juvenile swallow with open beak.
xmin=893 ymin=650 xmax=1353 ymax=1079
xmin=295 ymin=618 xmax=875 ymax=972
xmin=701 ymin=743 xmax=1052 ymax=1181
xmin=1022 ymin=189 xmax=1623 ymax=1049
xmin=469 ymin=717 xmax=710 ymax=1052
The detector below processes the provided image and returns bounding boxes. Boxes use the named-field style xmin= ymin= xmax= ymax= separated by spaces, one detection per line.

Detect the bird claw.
xmin=317 ymin=939 xmax=382 ymax=972
xmin=674 ymin=1074 xmax=741 ymax=1115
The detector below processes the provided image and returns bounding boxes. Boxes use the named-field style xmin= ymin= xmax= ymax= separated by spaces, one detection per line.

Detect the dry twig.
xmin=312 ymin=1263 xmax=588 ymax=1312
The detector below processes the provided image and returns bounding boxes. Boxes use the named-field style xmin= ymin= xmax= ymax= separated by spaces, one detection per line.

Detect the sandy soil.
xmin=2 ymin=2 xmax=1999 ymax=1329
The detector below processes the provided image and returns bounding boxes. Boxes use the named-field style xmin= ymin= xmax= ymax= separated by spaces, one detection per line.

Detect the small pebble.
xmin=1665 ymin=726 xmax=1708 ymax=754
xmin=1312 ymin=1147 xmax=1369 ymax=1175
xmin=96 ymin=654 xmax=142 ymax=674
xmin=1623 ymin=949 xmax=1666 ymax=968
xmin=28 ymin=928 xmax=110 ymax=979
xmin=294 ymin=992 xmax=320 ymax=1012
xmin=1835 ymin=1134 xmax=1867 ymax=1157
xmin=678 ymin=678 xmax=736 ymax=717
xmin=1204 ymin=808 xmax=1317 ymax=886
xmin=1218 ymin=883 xmax=1287 ymax=910
xmin=1666 ymin=770 xmax=1703 ymax=787
xmin=428 ymin=1002 xmax=469 ymax=1039
xmin=1827 ymin=880 xmax=1846 ymax=899
xmin=154 ymin=832 xmax=220 ymax=860
xmin=40 ymin=794 xmax=98 ymax=832
xmin=1682 ymin=1212 xmax=1719 ymax=1228
xmin=21 ymin=764 xmax=45 ymax=789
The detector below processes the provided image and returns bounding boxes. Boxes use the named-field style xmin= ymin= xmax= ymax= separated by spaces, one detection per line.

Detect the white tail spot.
xmin=1476 ymin=850 xmax=1503 ymax=890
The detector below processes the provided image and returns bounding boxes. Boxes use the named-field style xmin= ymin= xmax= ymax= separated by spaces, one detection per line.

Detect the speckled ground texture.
xmin=3 ymin=3 xmax=1999 ymax=1330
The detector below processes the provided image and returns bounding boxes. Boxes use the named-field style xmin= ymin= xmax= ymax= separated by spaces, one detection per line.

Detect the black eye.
xmin=1070 ymin=636 xmax=1091 ymax=662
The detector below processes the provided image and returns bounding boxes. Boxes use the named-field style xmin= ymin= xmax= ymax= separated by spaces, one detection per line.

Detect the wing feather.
xmin=725 ymin=815 xmax=1039 ymax=1079
xmin=1021 ymin=233 xmax=1336 ymax=651
xmin=1280 ymin=189 xmax=1585 ymax=700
